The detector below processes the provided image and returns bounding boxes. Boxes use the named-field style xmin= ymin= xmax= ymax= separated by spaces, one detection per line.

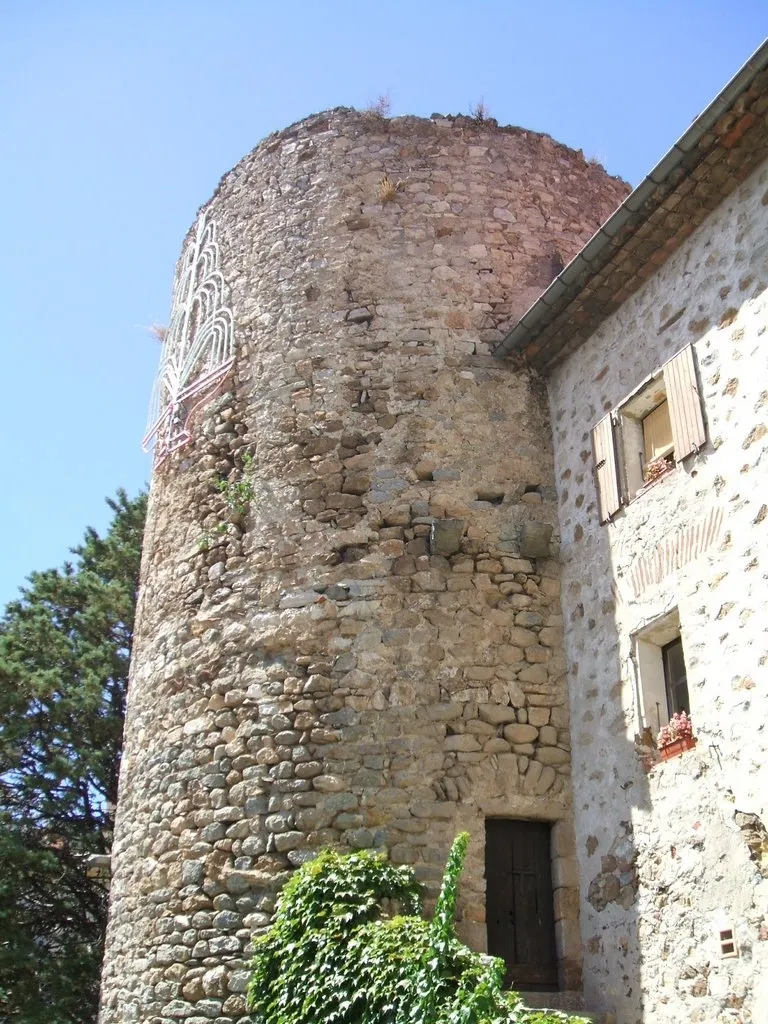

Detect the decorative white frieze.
xmin=143 ymin=212 xmax=235 ymax=462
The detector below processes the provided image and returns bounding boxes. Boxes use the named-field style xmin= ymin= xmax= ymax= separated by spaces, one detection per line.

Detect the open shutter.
xmin=663 ymin=344 xmax=706 ymax=461
xmin=592 ymin=413 xmax=621 ymax=523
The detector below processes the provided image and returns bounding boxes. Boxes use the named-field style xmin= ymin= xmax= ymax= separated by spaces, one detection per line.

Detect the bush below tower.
xmin=248 ymin=833 xmax=588 ymax=1024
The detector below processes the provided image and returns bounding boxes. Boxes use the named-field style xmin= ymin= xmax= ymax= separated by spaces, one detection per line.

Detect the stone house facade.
xmin=501 ymin=39 xmax=768 ymax=1024
xmin=100 ymin=41 xmax=768 ymax=1024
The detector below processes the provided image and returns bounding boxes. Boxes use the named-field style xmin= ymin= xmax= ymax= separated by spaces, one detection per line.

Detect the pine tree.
xmin=0 ymin=491 xmax=147 ymax=1024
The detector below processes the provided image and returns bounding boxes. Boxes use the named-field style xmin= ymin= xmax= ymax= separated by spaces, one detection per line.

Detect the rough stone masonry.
xmin=98 ymin=108 xmax=628 ymax=1024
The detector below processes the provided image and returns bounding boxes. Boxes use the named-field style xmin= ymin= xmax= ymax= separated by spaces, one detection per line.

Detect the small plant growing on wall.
xmin=363 ymin=93 xmax=392 ymax=120
xmin=377 ymin=174 xmax=402 ymax=203
xmin=248 ymin=832 xmax=589 ymax=1024
xmin=199 ymin=452 xmax=255 ymax=550
xmin=469 ymin=98 xmax=490 ymax=122
xmin=217 ymin=451 xmax=255 ymax=519
xmin=147 ymin=323 xmax=168 ymax=343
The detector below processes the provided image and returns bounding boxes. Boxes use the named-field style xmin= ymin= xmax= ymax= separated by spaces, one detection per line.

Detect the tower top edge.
xmin=182 ymin=106 xmax=629 ymax=239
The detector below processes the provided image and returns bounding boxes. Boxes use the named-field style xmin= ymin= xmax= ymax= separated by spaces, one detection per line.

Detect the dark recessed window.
xmin=662 ymin=637 xmax=689 ymax=716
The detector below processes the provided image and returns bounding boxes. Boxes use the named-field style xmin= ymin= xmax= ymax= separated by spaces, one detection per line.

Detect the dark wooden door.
xmin=485 ymin=819 xmax=558 ymax=991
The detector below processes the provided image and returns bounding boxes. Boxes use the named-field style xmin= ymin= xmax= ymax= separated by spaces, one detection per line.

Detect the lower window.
xmin=635 ymin=610 xmax=691 ymax=734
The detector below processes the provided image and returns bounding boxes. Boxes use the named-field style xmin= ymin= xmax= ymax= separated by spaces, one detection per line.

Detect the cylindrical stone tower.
xmin=100 ymin=108 xmax=628 ymax=1023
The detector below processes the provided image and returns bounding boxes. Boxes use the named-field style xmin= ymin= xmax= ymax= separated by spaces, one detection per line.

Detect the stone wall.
xmin=548 ymin=158 xmax=768 ymax=1022
xmin=99 ymin=109 xmax=628 ymax=1023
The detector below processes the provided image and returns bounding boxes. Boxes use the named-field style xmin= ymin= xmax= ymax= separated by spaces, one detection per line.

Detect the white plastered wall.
xmin=547 ymin=158 xmax=768 ymax=1023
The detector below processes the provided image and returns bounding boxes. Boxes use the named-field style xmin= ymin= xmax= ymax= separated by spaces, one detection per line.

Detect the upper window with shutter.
xmin=591 ymin=343 xmax=706 ymax=522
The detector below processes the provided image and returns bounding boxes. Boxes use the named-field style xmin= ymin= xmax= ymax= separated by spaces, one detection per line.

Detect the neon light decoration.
xmin=143 ymin=212 xmax=235 ymax=462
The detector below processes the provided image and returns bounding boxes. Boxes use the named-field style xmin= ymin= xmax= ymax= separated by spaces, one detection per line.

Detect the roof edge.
xmin=496 ymin=37 xmax=768 ymax=365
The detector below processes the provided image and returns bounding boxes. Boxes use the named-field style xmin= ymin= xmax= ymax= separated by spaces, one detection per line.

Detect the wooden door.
xmin=485 ymin=819 xmax=558 ymax=991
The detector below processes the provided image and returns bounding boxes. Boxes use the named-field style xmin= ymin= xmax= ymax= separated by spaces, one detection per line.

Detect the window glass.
xmin=642 ymin=400 xmax=674 ymax=462
xmin=662 ymin=638 xmax=689 ymax=715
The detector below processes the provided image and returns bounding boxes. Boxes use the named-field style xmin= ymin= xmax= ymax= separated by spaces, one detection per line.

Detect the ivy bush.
xmin=248 ymin=833 xmax=589 ymax=1024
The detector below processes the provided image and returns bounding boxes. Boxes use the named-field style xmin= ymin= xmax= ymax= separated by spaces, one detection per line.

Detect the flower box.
xmin=658 ymin=735 xmax=697 ymax=762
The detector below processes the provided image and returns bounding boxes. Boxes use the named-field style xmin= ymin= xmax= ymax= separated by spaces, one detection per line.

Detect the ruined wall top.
xmin=202 ymin=106 xmax=625 ymax=218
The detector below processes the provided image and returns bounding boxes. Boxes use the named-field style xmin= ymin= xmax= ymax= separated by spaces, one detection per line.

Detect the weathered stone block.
xmin=519 ymin=521 xmax=553 ymax=558
xmin=208 ymin=935 xmax=242 ymax=955
xmin=412 ymin=571 xmax=446 ymax=592
xmin=518 ymin=664 xmax=549 ymax=685
xmin=429 ymin=519 xmax=465 ymax=555
xmin=498 ymin=645 xmax=524 ymax=663
xmin=478 ymin=704 xmax=518 ymax=725
xmin=532 ymin=765 xmax=557 ymax=794
xmin=512 ymin=742 xmax=535 ymax=755
xmin=536 ymin=746 xmax=569 ymax=765
xmin=502 ymin=557 xmax=534 ymax=573
xmin=181 ymin=861 xmax=205 ymax=887
xmin=410 ymin=802 xmax=455 ymax=819
xmin=503 ymin=723 xmax=539 ymax=744
xmin=538 ymin=725 xmax=558 ymax=745
xmin=522 ymin=760 xmax=544 ymax=791
xmin=551 ymin=820 xmax=576 ymax=859
xmin=343 ymin=827 xmax=374 ymax=849
xmin=483 ymin=737 xmax=512 ymax=753
xmin=312 ymin=774 xmax=347 ymax=793
xmin=552 ymin=856 xmax=579 ymax=889
xmin=392 ymin=555 xmax=416 ymax=575
xmin=444 ymin=734 xmax=481 ymax=752
xmin=527 ymin=707 xmax=551 ymax=727
xmin=273 ymin=831 xmax=304 ymax=852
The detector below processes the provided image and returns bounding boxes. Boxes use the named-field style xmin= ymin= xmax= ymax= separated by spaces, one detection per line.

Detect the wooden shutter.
xmin=663 ymin=344 xmax=706 ymax=461
xmin=592 ymin=413 xmax=621 ymax=523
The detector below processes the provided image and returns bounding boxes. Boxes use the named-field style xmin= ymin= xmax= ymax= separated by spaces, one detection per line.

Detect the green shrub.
xmin=248 ymin=833 xmax=589 ymax=1024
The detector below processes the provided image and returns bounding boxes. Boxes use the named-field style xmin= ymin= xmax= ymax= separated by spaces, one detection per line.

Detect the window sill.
xmin=629 ymin=463 xmax=677 ymax=504
xmin=647 ymin=741 xmax=700 ymax=770
xmin=637 ymin=735 xmax=697 ymax=773
xmin=657 ymin=735 xmax=697 ymax=763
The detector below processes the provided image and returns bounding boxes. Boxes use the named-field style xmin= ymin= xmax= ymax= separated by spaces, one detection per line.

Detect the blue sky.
xmin=0 ymin=1 xmax=765 ymax=607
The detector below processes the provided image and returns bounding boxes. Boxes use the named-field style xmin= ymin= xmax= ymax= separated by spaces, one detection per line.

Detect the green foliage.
xmin=199 ymin=453 xmax=255 ymax=550
xmin=217 ymin=451 xmax=255 ymax=518
xmin=0 ymin=490 xmax=147 ymax=1024
xmin=248 ymin=833 xmax=589 ymax=1024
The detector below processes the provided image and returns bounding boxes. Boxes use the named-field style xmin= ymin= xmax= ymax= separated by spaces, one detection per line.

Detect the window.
xmin=719 ymin=928 xmax=738 ymax=958
xmin=643 ymin=400 xmax=674 ymax=464
xmin=634 ymin=611 xmax=691 ymax=734
xmin=592 ymin=343 xmax=706 ymax=522
xmin=616 ymin=376 xmax=674 ymax=498
xmin=662 ymin=637 xmax=690 ymax=717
